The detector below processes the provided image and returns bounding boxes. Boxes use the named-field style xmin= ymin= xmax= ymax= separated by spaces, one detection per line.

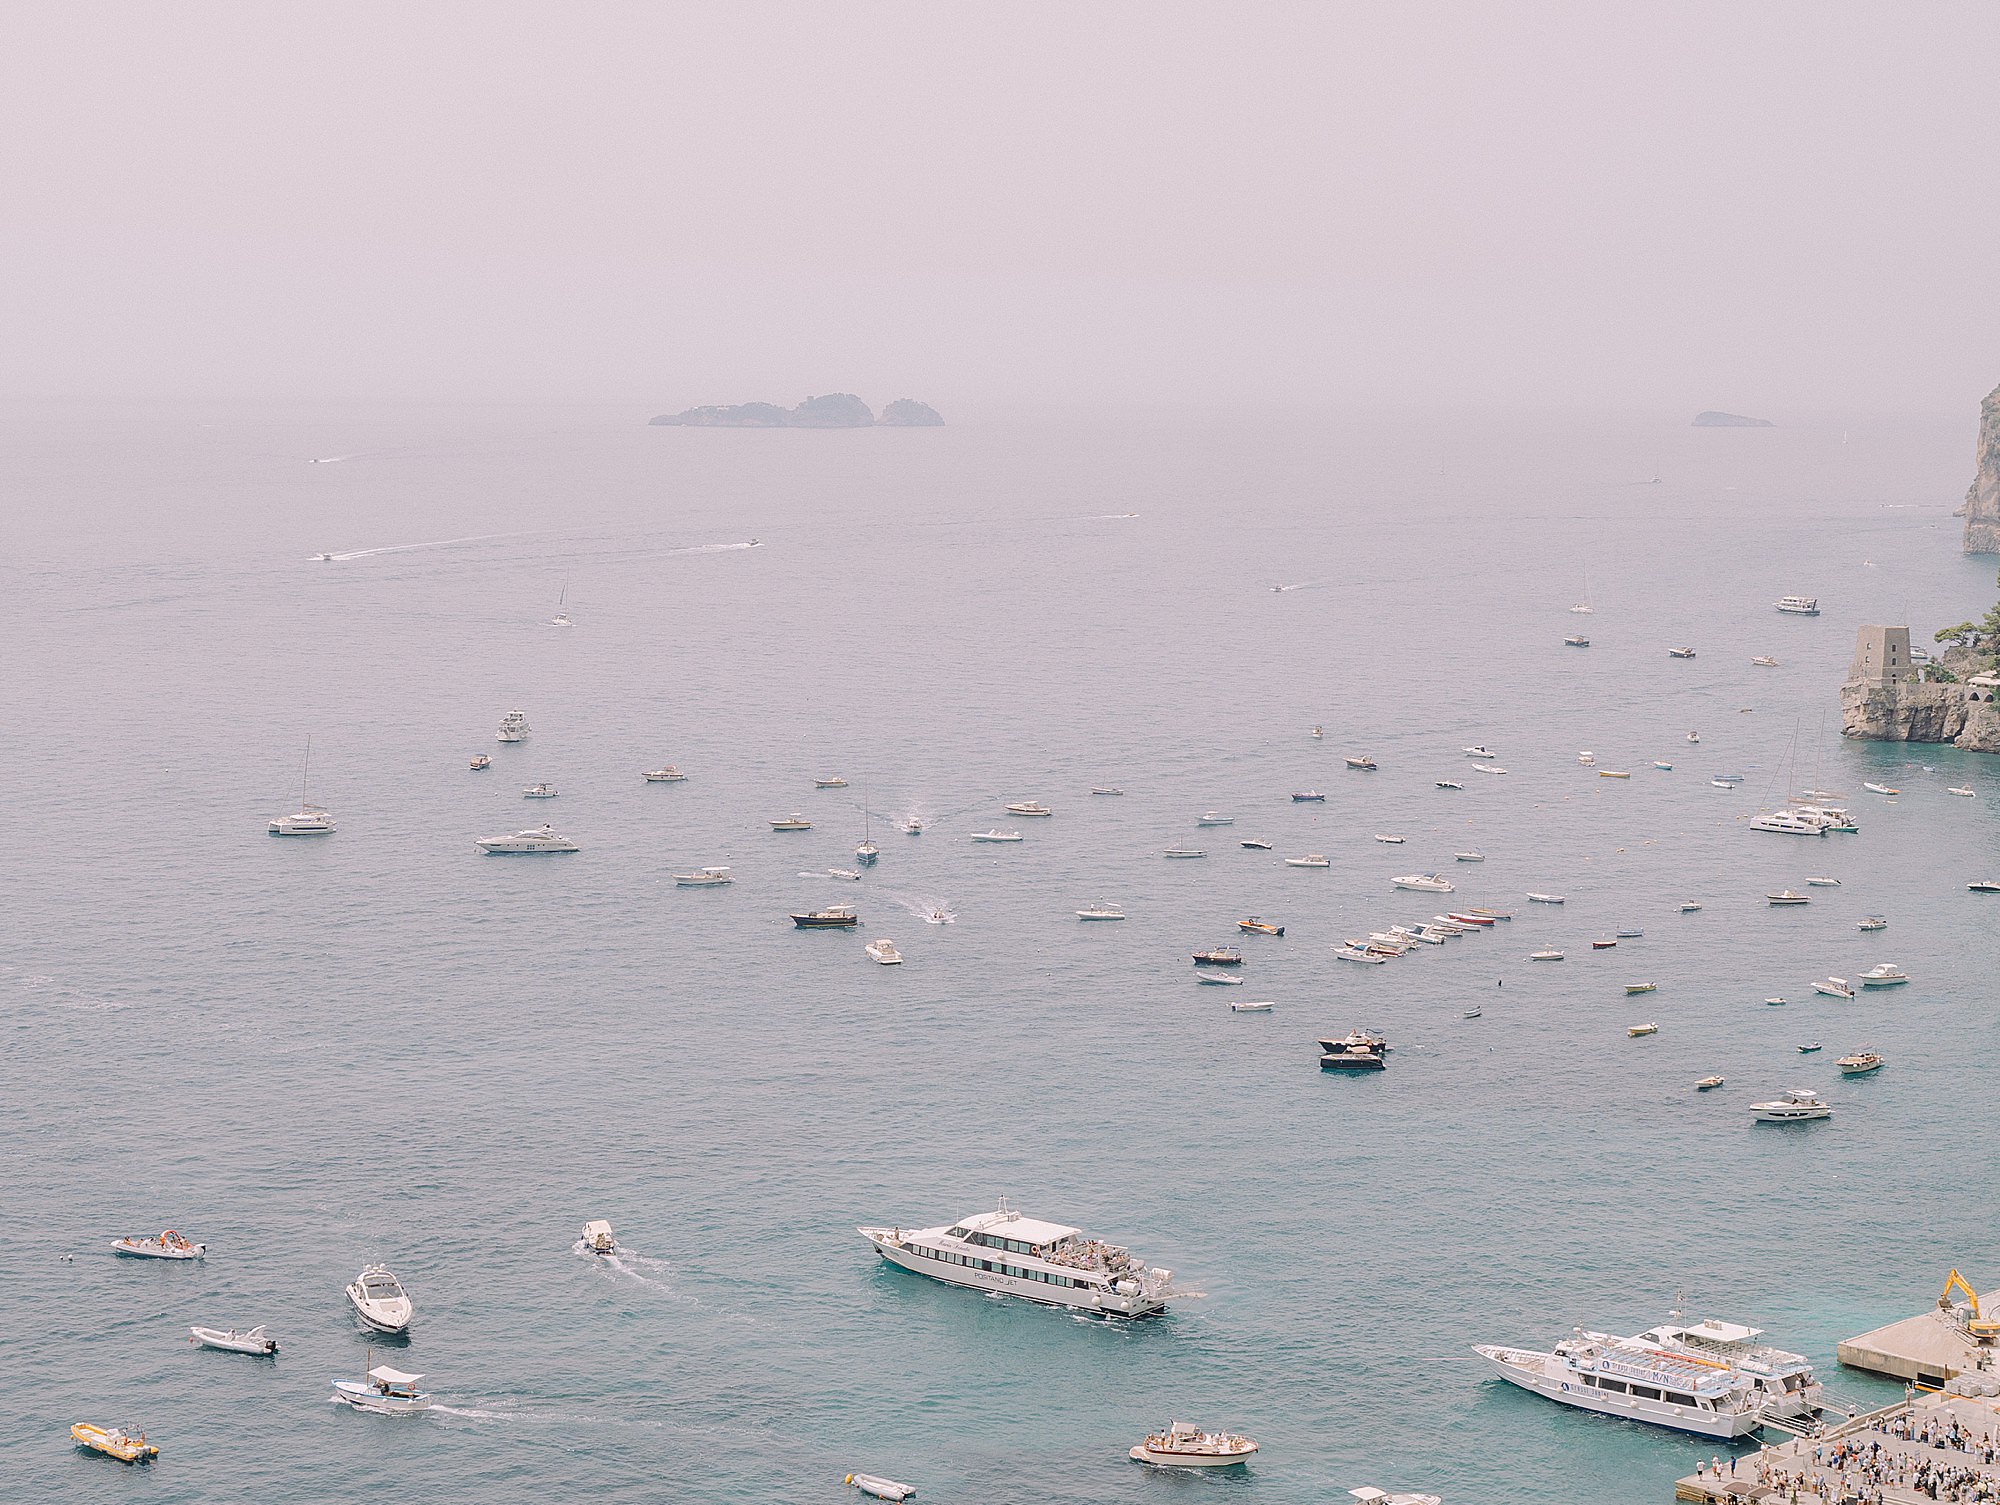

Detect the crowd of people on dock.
xmin=1691 ymin=1407 xmax=2000 ymax=1503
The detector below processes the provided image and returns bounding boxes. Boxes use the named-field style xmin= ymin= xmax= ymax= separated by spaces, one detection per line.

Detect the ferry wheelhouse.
xmin=1473 ymin=1333 xmax=1764 ymax=1439
xmin=1626 ymin=1318 xmax=1823 ymax=1419
xmin=859 ymin=1199 xmax=1177 ymax=1317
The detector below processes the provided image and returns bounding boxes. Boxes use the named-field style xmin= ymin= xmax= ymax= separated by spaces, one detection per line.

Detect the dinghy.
xmin=845 ymin=1474 xmax=917 ymax=1502
xmin=112 ymin=1230 xmax=205 ymax=1260
xmin=189 ymin=1325 xmax=278 ymax=1356
xmin=71 ymin=1423 xmax=158 ymax=1463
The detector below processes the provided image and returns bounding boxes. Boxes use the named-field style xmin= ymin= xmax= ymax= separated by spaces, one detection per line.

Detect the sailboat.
xmin=1570 ymin=565 xmax=1593 ymax=615
xmin=269 ymin=738 xmax=336 ymax=835
xmin=856 ymin=789 xmax=879 ymax=865
xmin=551 ymin=578 xmax=572 ymax=628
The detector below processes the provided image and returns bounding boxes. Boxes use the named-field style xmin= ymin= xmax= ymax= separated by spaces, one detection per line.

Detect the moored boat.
xmin=1628 ymin=1022 xmax=1658 ymax=1037
xmin=1319 ymin=1032 xmax=1388 ymax=1069
xmin=643 ymin=766 xmax=687 ymax=782
xmin=1858 ymin=963 xmax=1909 ymax=987
xmin=112 ymin=1230 xmax=205 ymax=1260
xmin=1750 ymin=1088 xmax=1832 ymax=1123
xmin=189 ymin=1324 xmax=278 ymax=1355
xmin=1076 ymin=903 xmax=1126 ymax=921
xmin=1236 ymin=917 xmax=1284 ymax=936
xmin=1837 ymin=1049 xmax=1884 ymax=1076
xmin=969 ymin=829 xmax=1023 ymax=843
xmin=673 ymin=866 xmax=734 ymax=886
xmin=477 ymin=824 xmax=578 ymax=853
xmin=1812 ymin=977 xmax=1853 ymax=999
xmin=793 ymin=906 xmax=860 ymax=929
xmin=1472 ymin=1336 xmax=1763 ymax=1438
xmin=864 ymin=938 xmax=903 ymax=965
xmin=1192 ymin=947 xmax=1243 ymax=966
xmin=71 ymin=1423 xmax=158 ymax=1462
xmin=770 ymin=814 xmax=813 ymax=831
xmin=1128 ymin=1421 xmax=1258 ymax=1468
xmin=1285 ymin=853 xmax=1329 ymax=868
xmin=845 ymin=1474 xmax=917 ymax=1502
xmin=1696 ymin=1076 xmax=1724 ymax=1091
xmin=345 ymin=1265 xmax=413 ymax=1333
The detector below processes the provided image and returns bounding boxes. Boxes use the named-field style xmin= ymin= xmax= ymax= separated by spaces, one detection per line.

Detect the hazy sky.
xmin=4 ymin=2 xmax=1997 ymax=411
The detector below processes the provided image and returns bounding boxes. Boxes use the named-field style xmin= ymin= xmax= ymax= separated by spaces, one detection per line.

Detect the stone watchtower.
xmin=1848 ymin=625 xmax=1916 ymax=687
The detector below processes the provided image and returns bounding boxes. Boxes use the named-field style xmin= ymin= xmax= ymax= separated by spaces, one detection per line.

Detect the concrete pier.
xmin=1673 ymin=1384 xmax=2000 ymax=1503
xmin=1837 ymin=1307 xmax=1996 ymax=1387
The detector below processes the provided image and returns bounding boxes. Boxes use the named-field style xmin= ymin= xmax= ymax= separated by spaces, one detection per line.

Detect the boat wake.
xmin=664 ymin=540 xmax=760 ymax=555
xmin=429 ymin=1403 xmax=514 ymax=1421
xmin=311 ymin=531 xmax=535 ymax=562
xmin=587 ymin=1246 xmax=697 ymax=1302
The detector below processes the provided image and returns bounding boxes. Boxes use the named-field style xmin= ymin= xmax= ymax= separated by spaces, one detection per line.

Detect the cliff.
xmin=648 ymin=394 xmax=944 ymax=428
xmin=1842 ymin=643 xmax=2000 ymax=753
xmin=1963 ymin=383 xmax=2000 ymax=554
xmin=1692 ymin=411 xmax=1774 ymax=428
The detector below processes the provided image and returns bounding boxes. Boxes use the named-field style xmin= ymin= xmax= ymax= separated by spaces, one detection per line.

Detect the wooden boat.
xmin=1236 ymin=918 xmax=1284 ymax=937
xmin=331 ymin=1363 xmax=432 ymax=1414
xmin=1695 ymin=1076 xmax=1724 ymax=1090
xmin=1624 ymin=982 xmax=1656 ymax=995
xmin=72 ymin=1423 xmax=157 ymax=1463
xmin=1530 ymin=950 xmax=1564 ymax=961
xmin=1345 ymin=755 xmax=1377 ymax=770
xmin=1628 ymin=1022 xmax=1658 ymax=1037
xmin=1592 ymin=939 xmax=1617 ymax=950
xmin=1192 ymin=948 xmax=1243 ymax=966
xmin=1599 ymin=770 xmax=1632 ymax=779
xmin=791 ymin=906 xmax=860 ymax=929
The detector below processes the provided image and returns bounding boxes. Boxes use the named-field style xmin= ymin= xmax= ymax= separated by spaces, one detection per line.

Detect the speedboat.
xmin=1285 ymin=854 xmax=1329 ymax=868
xmin=496 ymin=710 xmax=529 ymax=743
xmin=858 ymin=1198 xmax=1179 ymax=1316
xmin=1531 ymin=950 xmax=1564 ymax=961
xmin=1463 ymin=745 xmax=1496 ymax=758
xmin=846 ymin=1474 xmax=917 ymax=1502
xmin=1240 ymin=838 xmax=1273 ymax=850
xmin=1678 ymin=902 xmax=1702 ymax=913
xmin=112 ymin=1230 xmax=205 ymax=1260
xmin=1192 ymin=948 xmax=1243 ymax=966
xmin=331 ymin=1364 xmax=432 ymax=1415
xmin=1310 ymin=725 xmax=1323 ymax=738
xmin=1812 ymin=977 xmax=1853 ymax=999
xmin=770 ymin=815 xmax=813 ymax=831
xmin=1332 ymin=944 xmax=1387 ymax=964
xmin=1765 ymin=996 xmax=1788 ymax=1007
xmin=1628 ymin=1022 xmax=1658 ymax=1037
xmin=1563 ymin=634 xmax=1590 ymax=647
xmin=1344 ymin=755 xmax=1377 ymax=770
xmin=673 ymin=867 xmax=733 ymax=886
xmin=1392 ymin=873 xmax=1453 ymax=893
xmin=1775 ymin=595 xmax=1820 ymax=615
xmin=643 ymin=766 xmax=687 ymax=782
xmin=1374 ymin=833 xmax=1405 ymax=844
xmin=1752 ymin=655 xmax=1779 ymax=667
xmin=815 ymin=776 xmax=849 ymax=788
xmin=1862 ymin=782 xmax=1899 ymax=796
xmin=1766 ymin=890 xmax=1810 ymax=905
xmin=468 ymin=754 xmax=491 ymax=770
xmin=1454 ymin=851 xmax=1484 ymax=862
xmin=1076 ymin=903 xmax=1127 ymax=921
xmin=522 ymin=783 xmax=558 ymax=799
xmin=1436 ymin=779 xmax=1464 ymax=790
xmin=1236 ymin=917 xmax=1284 ymax=936
xmin=1229 ymin=1000 xmax=1274 ymax=1012
xmin=1858 ymin=963 xmax=1909 ymax=987
xmin=1837 ymin=1050 xmax=1884 ymax=1076
xmin=1971 ymin=880 xmax=2000 ymax=894
xmin=189 ymin=1325 xmax=278 ymax=1356
xmin=1526 ymin=892 xmax=1565 ymax=904
xmin=827 ymin=867 xmax=863 ymax=880
xmin=1128 ymin=1421 xmax=1258 ymax=1468
xmin=581 ymin=1220 xmax=616 ymax=1254
xmin=1696 ymin=1076 xmax=1724 ymax=1091
xmin=71 ymin=1423 xmax=159 ymax=1462
xmin=1090 ymin=787 xmax=1124 ymax=796
xmin=1291 ymin=790 xmax=1326 ymax=802
xmin=1318 ymin=1032 xmax=1388 ymax=1070
xmin=1195 ymin=971 xmax=1244 ymax=985
xmin=1857 ymin=917 xmax=1888 ymax=931
xmin=1751 ymin=1089 xmax=1831 ymax=1123
xmin=970 ymin=829 xmax=1024 ymax=843
xmin=1004 ymin=801 xmax=1053 ymax=817
xmin=1668 ymin=646 xmax=1696 ymax=659
xmin=864 ymin=938 xmax=903 ymax=965
xmin=900 ymin=818 xmax=925 ymax=834
xmin=1806 ymin=876 xmax=1841 ymax=887
xmin=1162 ymin=846 xmax=1206 ymax=859
xmin=1687 ymin=731 xmax=1700 ymax=742
xmin=1472 ymin=1336 xmax=1763 ymax=1438
xmin=1195 ymin=811 xmax=1234 ymax=826
xmin=792 ymin=906 xmax=859 ymax=929
xmin=477 ymin=825 xmax=579 ymax=853
xmin=346 ymin=1266 xmax=413 ymax=1333
xmin=1654 ymin=761 xmax=1673 ymax=771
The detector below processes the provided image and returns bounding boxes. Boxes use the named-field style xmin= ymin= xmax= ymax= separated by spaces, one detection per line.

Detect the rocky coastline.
xmin=1841 ymin=639 xmax=2000 ymax=754
xmin=1961 ymin=382 xmax=2000 ymax=554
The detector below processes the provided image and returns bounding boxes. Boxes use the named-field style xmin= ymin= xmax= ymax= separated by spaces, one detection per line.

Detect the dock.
xmin=1836 ymin=1308 xmax=1995 ymax=1387
xmin=1673 ymin=1381 xmax=2000 ymax=1503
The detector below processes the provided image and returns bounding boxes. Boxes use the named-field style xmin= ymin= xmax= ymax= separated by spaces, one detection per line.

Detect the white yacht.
xmin=1076 ymin=904 xmax=1127 ymax=921
xmin=1858 ymin=963 xmax=1909 ymax=987
xmin=970 ymin=829 xmax=1024 ymax=843
xmin=1812 ymin=977 xmax=1853 ymax=999
xmin=1463 ymin=745 xmax=1496 ymax=758
xmin=643 ymin=766 xmax=687 ymax=782
xmin=269 ymin=738 xmax=335 ymax=836
xmin=331 ymin=1363 xmax=431 ymax=1415
xmin=1472 ymin=1334 xmax=1764 ymax=1438
xmin=1578 ymin=750 xmax=1595 ymax=766
xmin=344 ymin=1265 xmax=413 ymax=1333
xmin=1750 ymin=809 xmax=1830 ymax=836
xmin=1618 ymin=1317 xmax=1823 ymax=1420
xmin=1766 ymin=890 xmax=1811 ymax=906
xmin=497 ymin=710 xmax=529 ymax=743
xmin=864 ymin=938 xmax=903 ymax=965
xmin=1392 ymin=873 xmax=1454 ymax=893
xmin=1753 ymin=655 xmax=1780 ymax=667
xmin=476 ymin=824 xmax=579 ymax=854
xmin=1285 ymin=854 xmax=1330 ymax=868
xmin=1004 ymin=801 xmax=1053 ymax=817
xmin=1750 ymin=1089 xmax=1832 ymax=1123
xmin=522 ymin=783 xmax=558 ymax=799
xmin=770 ymin=815 xmax=813 ymax=831
xmin=1775 ymin=596 xmax=1820 ymax=615
xmin=859 ymin=1199 xmax=1179 ymax=1317
xmin=673 ymin=866 xmax=733 ymax=886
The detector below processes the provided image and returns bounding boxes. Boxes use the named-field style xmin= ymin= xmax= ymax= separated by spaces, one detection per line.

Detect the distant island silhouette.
xmin=649 ymin=395 xmax=943 ymax=428
xmin=1692 ymin=410 xmax=1774 ymax=427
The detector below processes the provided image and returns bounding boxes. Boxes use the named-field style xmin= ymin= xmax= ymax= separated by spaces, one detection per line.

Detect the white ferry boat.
xmin=1775 ymin=596 xmax=1820 ymax=615
xmin=1621 ymin=1318 xmax=1823 ymax=1420
xmin=1472 ymin=1333 xmax=1764 ymax=1438
xmin=858 ymin=1199 xmax=1178 ymax=1317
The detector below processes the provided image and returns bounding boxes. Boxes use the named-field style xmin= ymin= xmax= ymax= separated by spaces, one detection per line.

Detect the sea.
xmin=3 ymin=398 xmax=1995 ymax=1503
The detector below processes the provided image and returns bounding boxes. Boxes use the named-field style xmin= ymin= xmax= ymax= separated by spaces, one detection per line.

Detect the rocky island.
xmin=1691 ymin=410 xmax=1774 ymax=427
xmin=1961 ymin=382 xmax=2000 ymax=554
xmin=648 ymin=395 xmax=943 ymax=428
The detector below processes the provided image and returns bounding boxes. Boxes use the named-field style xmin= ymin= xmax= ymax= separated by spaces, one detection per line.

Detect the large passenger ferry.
xmin=1621 ymin=1317 xmax=1823 ymax=1420
xmin=1473 ymin=1332 xmax=1765 ymax=1438
xmin=859 ymin=1199 xmax=1179 ymax=1317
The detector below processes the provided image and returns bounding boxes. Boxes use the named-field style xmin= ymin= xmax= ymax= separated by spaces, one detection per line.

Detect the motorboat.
xmin=924 ymin=908 xmax=950 ymax=924
xmin=1752 ymin=656 xmax=1780 ymax=667
xmin=1766 ymin=890 xmax=1810 ymax=905
xmin=1436 ymin=779 xmax=1464 ymax=790
xmin=1837 ymin=1050 xmax=1884 ymax=1076
xmin=1616 ymin=927 xmax=1643 ymax=938
xmin=1466 ymin=907 xmax=1513 ymax=920
xmin=1365 ymin=933 xmax=1415 ymax=954
xmin=1285 ymin=854 xmax=1329 ymax=868
xmin=1004 ymin=801 xmax=1053 ymax=817
xmin=1857 ymin=917 xmax=1888 ymax=931
xmin=673 ymin=867 xmax=734 ymax=886
xmin=900 ymin=818 xmax=925 ymax=834
xmin=1374 ymin=833 xmax=1406 ymax=844
xmin=1750 ymin=809 xmax=1830 ymax=835
xmin=846 ymin=1474 xmax=918 ymax=1502
xmin=1090 ymin=787 xmax=1124 ymax=796
xmin=1862 ymin=782 xmax=1899 ymax=796
xmin=1765 ymin=996 xmax=1787 ymax=1007
xmin=1805 ymin=876 xmax=1841 ymax=887
xmin=1563 ymin=634 xmax=1590 ymax=647
xmin=864 ymin=938 xmax=903 ymax=965
xmin=770 ymin=815 xmax=813 ymax=831
xmin=1696 ymin=1076 xmax=1724 ymax=1091
xmin=1471 ymin=1336 xmax=1763 ymax=1439
xmin=643 ymin=766 xmax=687 ymax=782
xmin=1229 ymin=1000 xmax=1274 ymax=1012
xmin=1463 ymin=1007 xmax=1482 ymax=1018
xmin=1712 ymin=779 xmax=1736 ymax=790
xmin=580 ymin=1220 xmax=616 ymax=1254
xmin=1240 ymin=839 xmax=1273 ymax=850
xmin=1162 ymin=846 xmax=1206 ymax=859
xmin=1626 ymin=1316 xmax=1825 ymax=1420
xmin=1713 ymin=773 xmax=1746 ymax=783
xmin=1454 ymin=851 xmax=1484 ymax=862
xmin=1812 ymin=978 xmax=1853 ymax=999
xmin=1195 ymin=811 xmax=1234 ymax=826
xmin=1345 ymin=755 xmax=1377 ymax=770
xmin=1751 ymin=1089 xmax=1832 ymax=1123
xmin=1948 ymin=786 xmax=1977 ymax=797
xmin=1858 ymin=963 xmax=1909 ymax=987
xmin=1531 ymin=950 xmax=1564 ymax=961
xmin=269 ymin=738 xmax=335 ymax=835
xmin=1654 ymin=761 xmax=1674 ymax=771
xmin=1236 ymin=917 xmax=1285 ymax=936
xmin=1625 ymin=982 xmax=1656 ymax=995
xmin=970 ymin=830 xmax=1024 ymax=843
xmin=331 ymin=1363 xmax=432 ymax=1415
xmin=477 ymin=825 xmax=579 ymax=853
xmin=792 ymin=906 xmax=860 ymax=929
xmin=1678 ymin=902 xmax=1702 ymax=912
xmin=1195 ymin=971 xmax=1244 ymax=985
xmin=1463 ymin=745 xmax=1496 ymax=759
xmin=1526 ymin=892 xmax=1565 ymax=904
xmin=522 ymin=783 xmax=558 ymax=799
xmin=1599 ymin=769 xmax=1631 ymax=779
xmin=1472 ymin=763 xmax=1508 ymax=775
xmin=189 ymin=1325 xmax=278 ymax=1356
xmin=1668 ymin=646 xmax=1696 ymax=659
xmin=1775 ymin=595 xmax=1820 ymax=615
xmin=827 ymin=867 xmax=864 ymax=881
xmin=1592 ymin=939 xmax=1617 ymax=950
xmin=1392 ymin=873 xmax=1454 ymax=893
xmin=1319 ymin=1032 xmax=1388 ymax=1070
xmin=1628 ymin=1022 xmax=1658 ymax=1037
xmin=1310 ymin=725 xmax=1323 ymax=738
xmin=1971 ymin=880 xmax=2000 ymax=894
xmin=1076 ymin=904 xmax=1126 ymax=921
xmin=815 ymin=776 xmax=848 ymax=789
xmin=1128 ymin=1421 xmax=1258 ymax=1468
xmin=1687 ymin=731 xmax=1700 ymax=742
xmin=112 ymin=1230 xmax=205 ymax=1260
xmin=71 ymin=1423 xmax=158 ymax=1463
xmin=1192 ymin=948 xmax=1243 ymax=966
xmin=1799 ymin=1043 xmax=1822 ymax=1053
xmin=468 ymin=754 xmax=491 ymax=770
xmin=1332 ymin=945 xmax=1387 ymax=964
xmin=1291 ymin=790 xmax=1326 ymax=802
xmin=496 ymin=709 xmax=529 ymax=742
xmin=346 ymin=1266 xmax=413 ymax=1333
xmin=858 ymin=1198 xmax=1180 ymax=1317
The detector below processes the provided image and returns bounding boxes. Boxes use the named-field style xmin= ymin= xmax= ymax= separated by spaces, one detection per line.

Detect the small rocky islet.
xmin=648 ymin=394 xmax=943 ymax=428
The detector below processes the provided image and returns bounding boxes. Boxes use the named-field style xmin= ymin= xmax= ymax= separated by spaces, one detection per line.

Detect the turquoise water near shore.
xmin=3 ymin=401 xmax=1995 ymax=1502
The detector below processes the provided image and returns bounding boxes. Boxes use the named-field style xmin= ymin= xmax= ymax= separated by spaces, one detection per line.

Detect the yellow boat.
xmin=72 ymin=1423 xmax=158 ymax=1463
xmin=1599 ymin=769 xmax=1631 ymax=779
xmin=1625 ymin=982 xmax=1657 ymax=995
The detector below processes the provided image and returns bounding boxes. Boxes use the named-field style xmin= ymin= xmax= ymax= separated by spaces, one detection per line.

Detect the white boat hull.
xmin=860 ymin=1228 xmax=1168 ymax=1317
xmin=1129 ymin=1443 xmax=1257 ymax=1467
xmin=331 ymin=1380 xmax=431 ymax=1414
xmin=1473 ymin=1346 xmax=1760 ymax=1439
xmin=190 ymin=1325 xmax=277 ymax=1355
